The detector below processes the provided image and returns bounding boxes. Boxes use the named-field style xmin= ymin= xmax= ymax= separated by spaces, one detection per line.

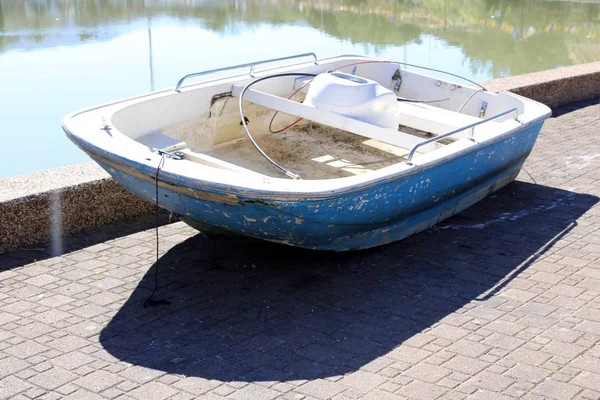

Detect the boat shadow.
xmin=99 ymin=181 xmax=597 ymax=381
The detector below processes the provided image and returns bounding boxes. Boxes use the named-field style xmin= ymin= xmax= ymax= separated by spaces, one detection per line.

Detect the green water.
xmin=1 ymin=0 xmax=598 ymax=178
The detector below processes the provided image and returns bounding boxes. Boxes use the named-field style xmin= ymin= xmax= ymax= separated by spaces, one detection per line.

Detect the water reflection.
xmin=0 ymin=0 xmax=598 ymax=179
xmin=1 ymin=0 xmax=598 ymax=85
xmin=1 ymin=1 xmax=598 ymax=57
xmin=2 ymin=0 xmax=598 ymax=75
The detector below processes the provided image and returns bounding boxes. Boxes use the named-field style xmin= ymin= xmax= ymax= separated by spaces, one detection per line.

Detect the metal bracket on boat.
xmin=155 ymin=150 xmax=184 ymax=160
xmin=405 ymin=107 xmax=519 ymax=165
xmin=100 ymin=118 xmax=111 ymax=132
xmin=392 ymin=69 xmax=402 ymax=92
xmin=174 ymin=53 xmax=318 ymax=92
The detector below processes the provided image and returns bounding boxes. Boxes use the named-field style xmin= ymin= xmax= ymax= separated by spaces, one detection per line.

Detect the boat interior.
xmin=109 ymin=55 xmax=527 ymax=180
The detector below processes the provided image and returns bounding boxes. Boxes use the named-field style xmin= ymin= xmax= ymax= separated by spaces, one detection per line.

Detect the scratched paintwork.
xmin=92 ymin=121 xmax=544 ymax=251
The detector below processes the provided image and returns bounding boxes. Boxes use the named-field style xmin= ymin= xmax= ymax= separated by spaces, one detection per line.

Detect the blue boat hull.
xmin=95 ymin=122 xmax=543 ymax=251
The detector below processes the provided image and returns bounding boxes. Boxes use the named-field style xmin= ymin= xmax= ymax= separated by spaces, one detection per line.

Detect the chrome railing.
xmin=406 ymin=108 xmax=520 ymax=164
xmin=174 ymin=53 xmax=318 ymax=92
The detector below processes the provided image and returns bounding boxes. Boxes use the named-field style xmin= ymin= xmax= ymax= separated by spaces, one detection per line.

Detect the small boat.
xmin=63 ymin=53 xmax=551 ymax=251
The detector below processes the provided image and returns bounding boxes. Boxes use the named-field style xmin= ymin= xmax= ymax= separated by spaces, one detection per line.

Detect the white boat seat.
xmin=231 ymin=84 xmax=442 ymax=154
xmin=135 ymin=131 xmax=188 ymax=152
xmin=396 ymin=102 xmax=486 ymax=136
xmin=292 ymin=78 xmax=495 ymax=139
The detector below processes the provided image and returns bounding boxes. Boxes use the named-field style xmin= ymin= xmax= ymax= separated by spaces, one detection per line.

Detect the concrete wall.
xmin=483 ymin=62 xmax=600 ymax=109
xmin=1 ymin=62 xmax=599 ymax=253
xmin=0 ymin=163 xmax=154 ymax=253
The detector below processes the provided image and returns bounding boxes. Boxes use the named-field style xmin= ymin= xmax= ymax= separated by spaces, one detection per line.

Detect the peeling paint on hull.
xmin=96 ymin=122 xmax=543 ymax=251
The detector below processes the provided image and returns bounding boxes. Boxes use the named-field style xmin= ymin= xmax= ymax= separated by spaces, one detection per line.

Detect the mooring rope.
xmin=144 ymin=153 xmax=170 ymax=308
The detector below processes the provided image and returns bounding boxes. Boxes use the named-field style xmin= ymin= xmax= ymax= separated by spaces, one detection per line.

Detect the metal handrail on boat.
xmin=174 ymin=53 xmax=318 ymax=92
xmin=406 ymin=108 xmax=520 ymax=164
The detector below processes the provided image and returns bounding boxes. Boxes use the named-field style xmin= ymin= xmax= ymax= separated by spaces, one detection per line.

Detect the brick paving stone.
xmin=505 ymin=347 xmax=552 ymax=366
xmin=298 ymin=379 xmax=346 ymax=399
xmin=575 ymin=319 xmax=600 ymax=335
xmin=571 ymin=371 xmax=600 ymax=393
xmin=37 ymin=294 xmax=75 ymax=308
xmin=12 ymin=321 xmax=53 ymax=339
xmin=403 ymin=363 xmax=451 ymax=383
xmin=1 ymin=300 xmax=37 ymax=314
xmin=0 ymin=375 xmax=32 ymax=398
xmin=500 ymin=289 xmax=537 ymax=303
xmin=14 ymin=368 xmax=37 ymax=381
xmin=541 ymin=340 xmax=586 ymax=359
xmin=338 ymin=371 xmax=387 ymax=392
xmin=128 ymin=381 xmax=179 ymax=400
xmin=0 ymin=356 xmax=29 ymax=378
xmin=481 ymin=333 xmax=525 ymax=351
xmin=541 ymin=325 xmax=585 ymax=343
xmin=73 ymin=370 xmax=123 ymax=392
xmin=32 ymin=309 xmax=72 ymax=324
xmin=570 ymin=355 xmax=600 ymax=374
xmin=0 ymin=313 xmax=20 ymax=326
xmin=359 ymin=357 xmax=395 ymax=374
xmin=464 ymin=306 xmax=505 ymax=321
xmin=171 ymin=377 xmax=219 ymax=396
xmin=120 ymin=365 xmax=166 ymax=384
xmin=518 ymin=301 xmax=559 ymax=317
xmin=24 ymin=274 xmax=59 ymax=287
xmin=50 ymin=351 xmax=96 ymax=370
xmin=229 ymin=383 xmax=281 ymax=400
xmin=70 ymin=303 xmax=110 ymax=319
xmin=62 ymin=389 xmax=105 ymax=400
xmin=428 ymin=325 xmax=471 ymax=341
xmin=397 ymin=379 xmax=447 ymax=399
xmin=484 ymin=320 xmax=524 ymax=336
xmin=529 ymin=271 xmax=565 ymax=285
xmin=7 ymin=285 xmax=45 ymax=300
xmin=54 ymin=283 xmax=89 ymax=296
xmin=467 ymin=389 xmax=512 ymax=400
xmin=505 ymin=364 xmax=551 ymax=384
xmin=4 ymin=341 xmax=48 ymax=359
xmin=28 ymin=367 xmax=78 ymax=390
xmin=63 ymin=321 xmax=103 ymax=338
xmin=388 ymin=346 xmax=431 ymax=363
xmin=548 ymin=284 xmax=586 ymax=298
xmin=534 ymin=378 xmax=584 ymax=400
xmin=86 ymin=292 xmax=123 ymax=307
xmin=92 ymin=277 xmax=124 ymax=291
xmin=24 ymin=386 xmax=47 ymax=399
xmin=46 ymin=335 xmax=90 ymax=352
xmin=464 ymin=371 xmax=515 ymax=393
xmin=442 ymin=356 xmax=489 ymax=375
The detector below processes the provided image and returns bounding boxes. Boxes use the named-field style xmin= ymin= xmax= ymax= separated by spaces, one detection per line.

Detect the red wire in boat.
xmin=268 ymin=78 xmax=313 ymax=134
xmin=268 ymin=115 xmax=303 ymax=134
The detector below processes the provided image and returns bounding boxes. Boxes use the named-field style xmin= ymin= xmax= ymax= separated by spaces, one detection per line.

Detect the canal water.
xmin=1 ymin=0 xmax=598 ymax=179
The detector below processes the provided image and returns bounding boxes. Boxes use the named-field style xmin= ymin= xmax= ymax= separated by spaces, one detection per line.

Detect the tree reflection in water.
xmin=0 ymin=0 xmax=598 ymax=78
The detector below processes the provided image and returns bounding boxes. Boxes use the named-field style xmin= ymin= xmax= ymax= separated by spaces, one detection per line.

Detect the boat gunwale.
xmin=62 ymin=54 xmax=551 ymax=200
xmin=63 ymin=115 xmax=546 ymax=203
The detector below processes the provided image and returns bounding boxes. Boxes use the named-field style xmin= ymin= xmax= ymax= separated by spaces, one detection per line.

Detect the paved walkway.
xmin=1 ymin=100 xmax=599 ymax=400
